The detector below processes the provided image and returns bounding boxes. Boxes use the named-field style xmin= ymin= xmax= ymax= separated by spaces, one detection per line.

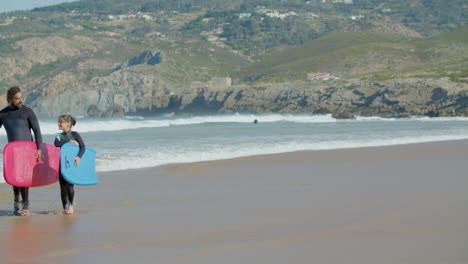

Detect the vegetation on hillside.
xmin=238 ymin=26 xmax=468 ymax=82
xmin=28 ymin=0 xmax=466 ymax=36
xmin=0 ymin=0 xmax=466 ymax=87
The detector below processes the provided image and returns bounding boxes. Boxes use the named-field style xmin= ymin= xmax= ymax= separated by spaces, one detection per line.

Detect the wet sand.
xmin=0 ymin=140 xmax=467 ymax=264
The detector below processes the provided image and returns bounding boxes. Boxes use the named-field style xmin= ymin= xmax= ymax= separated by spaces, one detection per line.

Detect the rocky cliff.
xmin=1 ymin=38 xmax=466 ymax=118
xmin=1 ymin=1 xmax=466 ymax=119
xmin=136 ymin=77 xmax=468 ymax=118
xmin=25 ymin=71 xmax=468 ymax=118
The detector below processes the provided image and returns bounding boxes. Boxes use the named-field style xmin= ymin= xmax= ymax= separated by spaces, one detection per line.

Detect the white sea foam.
xmin=0 ymin=114 xmax=338 ymax=136
xmin=354 ymin=116 xmax=398 ymax=121
xmin=355 ymin=116 xmax=468 ymax=122
xmin=94 ymin=133 xmax=468 ymax=172
xmin=2 ymin=114 xmax=463 ymax=136
xmin=0 ymin=114 xmax=467 ymax=183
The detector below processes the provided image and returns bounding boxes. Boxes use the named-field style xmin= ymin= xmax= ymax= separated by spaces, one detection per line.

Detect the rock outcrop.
xmin=25 ymin=74 xmax=468 ymax=118
xmin=2 ymin=39 xmax=465 ymax=118
xmin=113 ymin=50 xmax=163 ymax=72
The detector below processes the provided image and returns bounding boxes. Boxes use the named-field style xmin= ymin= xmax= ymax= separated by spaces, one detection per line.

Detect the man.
xmin=0 ymin=86 xmax=43 ymax=216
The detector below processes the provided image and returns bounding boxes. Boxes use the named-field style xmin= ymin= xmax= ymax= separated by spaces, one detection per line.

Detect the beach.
xmin=0 ymin=139 xmax=467 ymax=264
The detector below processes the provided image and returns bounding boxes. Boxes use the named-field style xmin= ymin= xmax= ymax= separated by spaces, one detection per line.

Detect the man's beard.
xmin=11 ymin=103 xmax=22 ymax=110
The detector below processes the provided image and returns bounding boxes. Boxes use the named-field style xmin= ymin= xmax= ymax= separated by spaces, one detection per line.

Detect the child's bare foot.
xmin=65 ymin=205 xmax=74 ymax=215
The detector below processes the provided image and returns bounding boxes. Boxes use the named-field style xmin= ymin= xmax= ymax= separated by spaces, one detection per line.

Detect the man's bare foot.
xmin=13 ymin=202 xmax=20 ymax=216
xmin=21 ymin=202 xmax=30 ymax=216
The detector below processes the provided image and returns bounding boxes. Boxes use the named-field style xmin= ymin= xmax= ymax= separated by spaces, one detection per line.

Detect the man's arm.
xmin=27 ymin=108 xmax=43 ymax=148
xmin=0 ymin=110 xmax=5 ymax=130
xmin=27 ymin=108 xmax=43 ymax=160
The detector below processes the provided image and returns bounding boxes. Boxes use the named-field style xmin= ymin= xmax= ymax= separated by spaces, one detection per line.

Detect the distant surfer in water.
xmin=54 ymin=114 xmax=85 ymax=215
xmin=0 ymin=86 xmax=43 ymax=216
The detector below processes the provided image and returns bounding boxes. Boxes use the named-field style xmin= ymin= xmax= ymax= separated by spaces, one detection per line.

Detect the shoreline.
xmin=99 ymin=137 xmax=468 ymax=175
xmin=1 ymin=138 xmax=466 ymax=183
xmin=2 ymin=115 xmax=468 ymax=174
xmin=0 ymin=139 xmax=467 ymax=264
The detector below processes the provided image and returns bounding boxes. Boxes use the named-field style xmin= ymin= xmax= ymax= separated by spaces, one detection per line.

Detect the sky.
xmin=0 ymin=0 xmax=73 ymax=13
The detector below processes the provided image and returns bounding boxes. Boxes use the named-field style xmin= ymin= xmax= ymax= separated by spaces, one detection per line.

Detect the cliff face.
xmin=1 ymin=36 xmax=466 ymax=118
xmin=26 ymin=72 xmax=468 ymax=118
xmin=155 ymin=78 xmax=468 ymax=117
xmin=1 ymin=2 xmax=466 ymax=118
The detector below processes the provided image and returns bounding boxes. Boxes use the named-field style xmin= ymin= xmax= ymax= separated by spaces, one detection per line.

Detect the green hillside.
xmin=145 ymin=38 xmax=251 ymax=85
xmin=240 ymin=31 xmax=402 ymax=78
xmin=0 ymin=0 xmax=466 ymax=88
xmin=239 ymin=27 xmax=468 ymax=82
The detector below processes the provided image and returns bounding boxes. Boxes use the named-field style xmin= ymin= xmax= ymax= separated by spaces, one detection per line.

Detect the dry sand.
xmin=0 ymin=140 xmax=467 ymax=264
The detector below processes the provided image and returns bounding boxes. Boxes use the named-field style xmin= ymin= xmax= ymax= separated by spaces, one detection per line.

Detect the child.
xmin=54 ymin=114 xmax=85 ymax=214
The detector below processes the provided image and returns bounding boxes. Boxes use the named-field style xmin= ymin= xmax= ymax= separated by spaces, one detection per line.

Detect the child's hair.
xmin=58 ymin=114 xmax=76 ymax=126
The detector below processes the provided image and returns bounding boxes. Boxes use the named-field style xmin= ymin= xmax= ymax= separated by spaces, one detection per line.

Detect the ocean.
xmin=1 ymin=113 xmax=467 ymax=183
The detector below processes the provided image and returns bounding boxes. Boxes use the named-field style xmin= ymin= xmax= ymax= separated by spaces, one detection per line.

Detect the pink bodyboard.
xmin=3 ymin=141 xmax=60 ymax=187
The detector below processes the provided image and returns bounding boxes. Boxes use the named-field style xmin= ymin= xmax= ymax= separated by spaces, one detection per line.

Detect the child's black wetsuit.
xmin=54 ymin=131 xmax=85 ymax=210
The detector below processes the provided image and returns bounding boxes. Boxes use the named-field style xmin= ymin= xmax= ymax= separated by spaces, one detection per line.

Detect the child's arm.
xmin=54 ymin=133 xmax=67 ymax=147
xmin=71 ymin=132 xmax=86 ymax=166
xmin=72 ymin=131 xmax=86 ymax=158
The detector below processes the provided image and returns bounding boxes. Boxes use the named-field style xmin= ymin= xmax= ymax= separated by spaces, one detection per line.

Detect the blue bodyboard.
xmin=60 ymin=142 xmax=98 ymax=186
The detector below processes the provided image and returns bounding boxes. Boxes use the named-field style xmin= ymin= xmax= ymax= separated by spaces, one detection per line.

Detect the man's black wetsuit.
xmin=54 ymin=131 xmax=85 ymax=210
xmin=0 ymin=105 xmax=43 ymax=210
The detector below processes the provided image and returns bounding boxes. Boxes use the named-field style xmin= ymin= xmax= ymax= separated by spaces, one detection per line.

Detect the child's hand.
xmin=70 ymin=140 xmax=79 ymax=146
xmin=74 ymin=157 xmax=81 ymax=166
